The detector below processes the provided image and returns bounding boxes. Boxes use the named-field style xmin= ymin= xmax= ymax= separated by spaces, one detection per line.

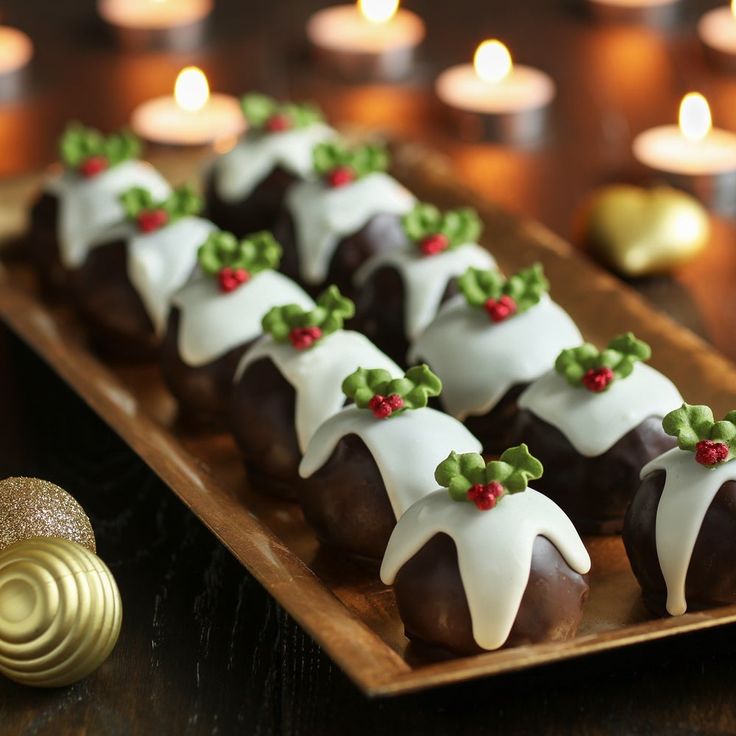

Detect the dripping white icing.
xmin=45 ymin=160 xmax=171 ymax=269
xmin=380 ymin=488 xmax=591 ymax=650
xmin=518 ymin=363 xmax=683 ymax=457
xmin=408 ymin=294 xmax=582 ymax=420
xmin=299 ymin=406 xmax=482 ymax=517
xmin=643 ymin=448 xmax=736 ymax=616
xmin=213 ymin=123 xmax=336 ymax=202
xmin=127 ymin=217 xmax=217 ymax=335
xmin=286 ymin=172 xmax=416 ymax=285
xmin=171 ymin=270 xmax=314 ymax=367
xmin=235 ymin=330 xmax=400 ymax=452
xmin=354 ymin=244 xmax=497 ymax=342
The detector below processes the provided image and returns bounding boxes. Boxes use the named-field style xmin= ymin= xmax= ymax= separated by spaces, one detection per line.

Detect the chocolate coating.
xmin=299 ymin=434 xmax=396 ymax=562
xmin=462 ymin=384 xmax=527 ymax=457
xmin=205 ymin=165 xmax=298 ymax=239
xmin=512 ymin=411 xmax=676 ymax=534
xmin=274 ymin=211 xmax=408 ymax=297
xmin=26 ymin=192 xmax=69 ymax=297
xmin=68 ymin=239 xmax=158 ymax=361
xmin=624 ymin=471 xmax=736 ymax=616
xmin=393 ymin=533 xmax=589 ymax=656
xmin=160 ymin=307 xmax=251 ymax=426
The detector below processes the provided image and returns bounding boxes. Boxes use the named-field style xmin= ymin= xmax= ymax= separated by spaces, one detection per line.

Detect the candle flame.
xmin=358 ymin=0 xmax=399 ymax=24
xmin=732 ymin=0 xmax=736 ymax=18
xmin=174 ymin=66 xmax=209 ymax=113
xmin=679 ymin=92 xmax=712 ymax=143
xmin=473 ymin=40 xmax=512 ymax=84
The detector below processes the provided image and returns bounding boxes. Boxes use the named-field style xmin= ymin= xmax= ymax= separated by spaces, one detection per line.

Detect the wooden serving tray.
xmin=2 ymin=145 xmax=736 ymax=697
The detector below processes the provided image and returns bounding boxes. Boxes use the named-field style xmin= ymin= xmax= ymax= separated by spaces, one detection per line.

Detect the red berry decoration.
xmin=695 ymin=439 xmax=729 ymax=466
xmin=137 ymin=208 xmax=169 ymax=234
xmin=218 ymin=267 xmax=251 ymax=293
xmin=79 ymin=155 xmax=109 ymax=178
xmin=484 ymin=295 xmax=517 ymax=323
xmin=289 ymin=326 xmax=323 ymax=350
xmin=467 ymin=481 xmax=505 ymax=511
xmin=265 ymin=113 xmax=292 ymax=133
xmin=419 ymin=233 xmax=450 ymax=257
xmin=582 ymin=366 xmax=614 ymax=393
xmin=368 ymin=393 xmax=404 ymax=419
xmin=326 ymin=166 xmax=356 ymax=188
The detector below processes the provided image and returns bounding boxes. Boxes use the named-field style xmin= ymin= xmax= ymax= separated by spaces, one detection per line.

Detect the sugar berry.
xmin=289 ymin=326 xmax=322 ymax=350
xmin=467 ymin=481 xmax=505 ymax=511
xmin=265 ymin=113 xmax=292 ymax=133
xmin=419 ymin=233 xmax=450 ymax=257
xmin=484 ymin=295 xmax=517 ymax=323
xmin=79 ymin=155 xmax=108 ymax=178
xmin=326 ymin=166 xmax=356 ymax=188
xmin=582 ymin=366 xmax=614 ymax=393
xmin=218 ymin=267 xmax=251 ymax=293
xmin=368 ymin=393 xmax=404 ymax=419
xmin=137 ymin=208 xmax=169 ymax=234
xmin=695 ymin=439 xmax=729 ymax=466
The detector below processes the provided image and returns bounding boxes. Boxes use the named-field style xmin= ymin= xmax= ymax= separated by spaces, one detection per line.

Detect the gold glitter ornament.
xmin=0 ymin=537 xmax=122 ymax=687
xmin=0 ymin=477 xmax=96 ymax=553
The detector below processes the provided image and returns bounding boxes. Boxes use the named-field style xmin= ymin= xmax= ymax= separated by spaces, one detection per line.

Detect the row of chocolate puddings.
xmin=25 ymin=110 xmax=736 ymax=657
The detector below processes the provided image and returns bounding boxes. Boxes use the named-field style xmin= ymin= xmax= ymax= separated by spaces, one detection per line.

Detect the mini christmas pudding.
xmin=27 ymin=122 xmax=170 ymax=295
xmin=409 ymin=264 xmax=581 ymax=454
xmin=275 ymin=138 xmax=416 ymax=295
xmin=624 ymin=404 xmax=736 ymax=617
xmin=514 ymin=333 xmax=683 ymax=535
xmin=160 ymin=230 xmax=313 ymax=425
xmin=69 ymin=183 xmax=216 ymax=360
xmin=352 ymin=202 xmax=496 ymax=363
xmin=230 ymin=286 xmax=399 ymax=499
xmin=205 ymin=93 xmax=335 ymax=237
xmin=298 ymin=365 xmax=482 ymax=561
xmin=380 ymin=446 xmax=591 ymax=656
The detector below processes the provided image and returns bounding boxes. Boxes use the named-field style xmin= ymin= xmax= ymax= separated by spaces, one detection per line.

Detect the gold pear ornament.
xmin=0 ymin=537 xmax=122 ymax=687
xmin=579 ymin=185 xmax=710 ymax=277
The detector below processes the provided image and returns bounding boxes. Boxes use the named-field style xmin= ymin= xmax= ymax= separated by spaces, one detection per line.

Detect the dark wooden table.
xmin=3 ymin=0 xmax=736 ymax=733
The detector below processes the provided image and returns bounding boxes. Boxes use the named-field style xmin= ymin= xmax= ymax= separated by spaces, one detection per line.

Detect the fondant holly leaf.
xmin=261 ymin=285 xmax=354 ymax=349
xmin=240 ymin=93 xmax=324 ymax=131
xmin=402 ymin=203 xmax=483 ymax=255
xmin=312 ymin=140 xmax=389 ymax=184
xmin=198 ymin=230 xmax=282 ymax=276
xmin=120 ymin=184 xmax=203 ymax=230
xmin=60 ymin=122 xmax=140 ymax=174
xmin=662 ymin=404 xmax=736 ymax=467
xmin=342 ymin=364 xmax=442 ymax=418
xmin=458 ymin=263 xmax=548 ymax=321
xmin=555 ymin=332 xmax=651 ymax=392
xmin=435 ymin=444 xmax=543 ymax=507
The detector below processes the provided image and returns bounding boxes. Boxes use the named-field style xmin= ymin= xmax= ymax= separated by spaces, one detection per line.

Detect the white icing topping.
xmin=235 ymin=330 xmax=400 ymax=452
xmin=286 ymin=172 xmax=416 ymax=285
xmin=213 ymin=123 xmax=336 ymax=202
xmin=299 ymin=406 xmax=482 ymax=517
xmin=46 ymin=160 xmax=171 ymax=269
xmin=171 ymin=270 xmax=314 ymax=367
xmin=643 ymin=448 xmax=736 ymax=616
xmin=354 ymin=244 xmax=497 ymax=342
xmin=518 ymin=363 xmax=683 ymax=457
xmin=380 ymin=488 xmax=591 ymax=650
xmin=127 ymin=217 xmax=217 ymax=335
xmin=409 ymin=294 xmax=582 ymax=420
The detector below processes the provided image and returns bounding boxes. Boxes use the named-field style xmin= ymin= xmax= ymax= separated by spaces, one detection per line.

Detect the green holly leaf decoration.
xmin=240 ymin=93 xmax=324 ymax=131
xmin=59 ymin=122 xmax=140 ymax=172
xmin=312 ymin=140 xmax=389 ymax=181
xmin=198 ymin=230 xmax=282 ymax=276
xmin=261 ymin=285 xmax=355 ymax=347
xmin=555 ymin=332 xmax=651 ymax=391
xmin=341 ymin=364 xmax=442 ymax=418
xmin=458 ymin=263 xmax=548 ymax=314
xmin=402 ymin=203 xmax=483 ymax=252
xmin=120 ymin=184 xmax=203 ymax=225
xmin=435 ymin=444 xmax=544 ymax=505
xmin=662 ymin=404 xmax=736 ymax=467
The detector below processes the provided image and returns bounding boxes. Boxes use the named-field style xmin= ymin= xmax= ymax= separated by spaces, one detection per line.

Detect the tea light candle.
xmin=307 ymin=0 xmax=425 ymax=81
xmin=633 ymin=92 xmax=736 ymax=212
xmin=435 ymin=40 xmax=555 ymax=146
xmin=698 ymin=2 xmax=736 ymax=72
xmin=98 ymin=0 xmax=212 ymax=50
xmin=586 ymin=0 xmax=681 ymax=25
xmin=131 ymin=67 xmax=245 ymax=147
xmin=0 ymin=26 xmax=33 ymax=97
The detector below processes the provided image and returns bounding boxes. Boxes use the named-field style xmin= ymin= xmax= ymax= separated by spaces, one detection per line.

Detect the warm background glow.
xmin=474 ymin=40 xmax=512 ymax=84
xmin=174 ymin=66 xmax=209 ymax=112
xmin=679 ymin=92 xmax=712 ymax=143
xmin=358 ymin=0 xmax=399 ymax=24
